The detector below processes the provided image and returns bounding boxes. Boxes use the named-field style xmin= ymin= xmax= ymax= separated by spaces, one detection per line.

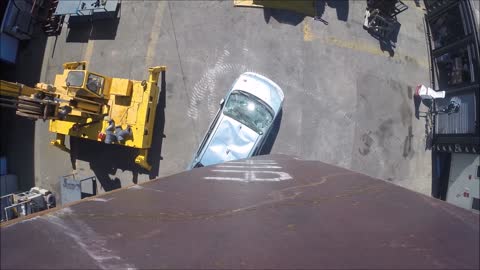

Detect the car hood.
xmin=232 ymin=72 xmax=284 ymax=114
xmin=201 ymin=115 xmax=260 ymax=167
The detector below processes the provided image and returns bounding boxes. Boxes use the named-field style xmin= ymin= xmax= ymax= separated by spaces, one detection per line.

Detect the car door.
xmin=193 ymin=103 xmax=225 ymax=166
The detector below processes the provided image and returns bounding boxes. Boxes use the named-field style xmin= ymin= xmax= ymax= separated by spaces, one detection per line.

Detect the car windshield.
xmin=223 ymin=90 xmax=274 ymax=134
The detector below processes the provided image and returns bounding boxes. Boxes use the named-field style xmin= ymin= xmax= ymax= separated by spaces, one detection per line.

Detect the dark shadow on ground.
xmin=0 ymin=25 xmax=48 ymax=192
xmin=264 ymin=8 xmax=305 ymax=26
xmin=148 ymin=71 xmax=167 ymax=179
xmin=65 ymin=3 xmax=121 ymax=43
xmin=365 ymin=0 xmax=407 ymax=57
xmin=414 ymin=95 xmax=422 ymax=119
xmin=368 ymin=21 xmax=401 ymax=57
xmin=259 ymin=109 xmax=282 ymax=155
xmin=315 ymin=0 xmax=349 ymax=22
xmin=383 ymin=21 xmax=400 ymax=56
xmin=326 ymin=0 xmax=349 ymax=21
xmin=65 ymin=22 xmax=91 ymax=43
xmin=314 ymin=0 xmax=327 ymax=23
xmin=261 ymin=0 xmax=349 ymax=25
xmin=314 ymin=0 xmax=349 ymax=24
xmin=70 ymin=138 xmax=140 ymax=191
xmin=66 ymin=16 xmax=120 ymax=42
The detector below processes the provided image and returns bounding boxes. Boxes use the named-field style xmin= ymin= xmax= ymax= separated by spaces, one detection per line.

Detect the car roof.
xmin=232 ymin=73 xmax=284 ymax=114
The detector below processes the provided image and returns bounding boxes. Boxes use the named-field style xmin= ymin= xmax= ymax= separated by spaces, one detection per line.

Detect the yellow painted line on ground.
xmin=325 ymin=35 xmax=390 ymax=57
xmin=83 ymin=40 xmax=95 ymax=67
xmin=302 ymin=20 xmax=428 ymax=68
xmin=303 ymin=20 xmax=315 ymax=42
xmin=146 ymin=1 xmax=167 ymax=68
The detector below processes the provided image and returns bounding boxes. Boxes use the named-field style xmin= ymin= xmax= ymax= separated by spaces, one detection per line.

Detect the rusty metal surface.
xmin=1 ymin=155 xmax=479 ymax=269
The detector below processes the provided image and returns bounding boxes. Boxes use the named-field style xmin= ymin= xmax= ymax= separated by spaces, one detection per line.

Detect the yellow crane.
xmin=0 ymin=61 xmax=166 ymax=170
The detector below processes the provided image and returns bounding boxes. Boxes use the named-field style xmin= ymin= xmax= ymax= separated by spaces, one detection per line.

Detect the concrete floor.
xmin=27 ymin=0 xmax=432 ymax=200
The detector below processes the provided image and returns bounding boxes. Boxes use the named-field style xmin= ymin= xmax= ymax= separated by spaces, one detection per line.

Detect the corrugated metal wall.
xmin=436 ymin=92 xmax=476 ymax=134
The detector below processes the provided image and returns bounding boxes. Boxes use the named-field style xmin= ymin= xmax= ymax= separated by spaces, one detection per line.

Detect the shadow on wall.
xmin=259 ymin=109 xmax=282 ymax=155
xmin=69 ymin=71 xmax=167 ymax=191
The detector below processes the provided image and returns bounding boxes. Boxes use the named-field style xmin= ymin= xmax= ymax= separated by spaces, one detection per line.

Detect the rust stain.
xmin=2 ymin=155 xmax=478 ymax=269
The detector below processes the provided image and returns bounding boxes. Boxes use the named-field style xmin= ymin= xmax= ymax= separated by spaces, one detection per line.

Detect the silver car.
xmin=189 ymin=72 xmax=284 ymax=169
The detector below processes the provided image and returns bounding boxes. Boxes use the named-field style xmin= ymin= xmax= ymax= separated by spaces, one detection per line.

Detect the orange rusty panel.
xmin=1 ymin=155 xmax=479 ymax=269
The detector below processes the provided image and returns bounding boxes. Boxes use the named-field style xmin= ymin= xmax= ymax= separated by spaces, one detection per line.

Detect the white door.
xmin=446 ymin=153 xmax=480 ymax=211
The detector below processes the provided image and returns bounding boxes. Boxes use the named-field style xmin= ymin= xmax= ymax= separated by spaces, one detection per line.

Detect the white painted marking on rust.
xmin=226 ymin=160 xmax=277 ymax=165
xmin=217 ymin=165 xmax=282 ymax=169
xmin=44 ymin=211 xmax=136 ymax=269
xmin=205 ymin=169 xmax=292 ymax=182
